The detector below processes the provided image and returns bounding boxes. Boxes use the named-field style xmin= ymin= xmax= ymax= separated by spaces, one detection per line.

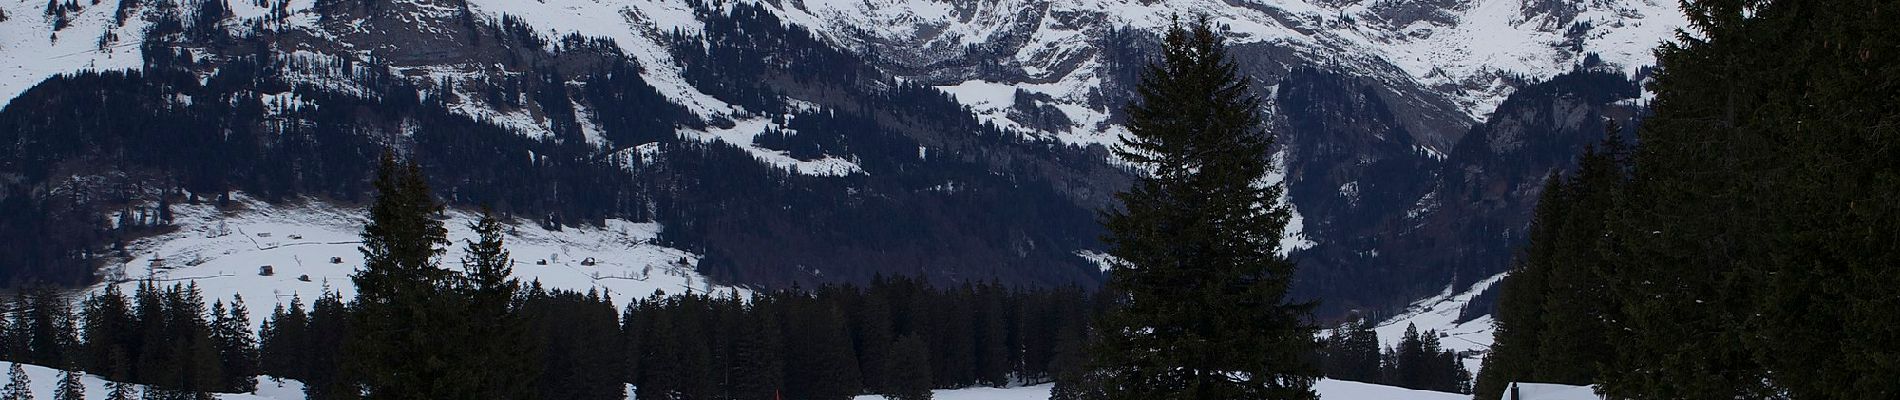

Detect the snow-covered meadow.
xmin=97 ymin=193 xmax=732 ymax=330
xmin=1 ymin=360 xmax=1484 ymax=400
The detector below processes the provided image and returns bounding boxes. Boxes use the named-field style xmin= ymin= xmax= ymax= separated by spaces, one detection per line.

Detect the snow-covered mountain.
xmin=759 ymin=0 xmax=1681 ymax=143
xmin=0 ymin=0 xmax=1681 ymax=316
xmin=0 ymin=0 xmax=1683 ymax=146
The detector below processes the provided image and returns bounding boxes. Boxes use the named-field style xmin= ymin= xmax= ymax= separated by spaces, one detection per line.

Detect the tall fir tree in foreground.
xmin=348 ymin=153 xmax=463 ymax=399
xmin=1473 ymin=0 xmax=1900 ymax=398
xmin=1090 ymin=17 xmax=1318 ymax=400
xmin=1595 ymin=0 xmax=1899 ymax=397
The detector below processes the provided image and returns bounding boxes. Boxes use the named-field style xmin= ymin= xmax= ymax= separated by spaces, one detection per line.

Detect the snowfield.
xmin=0 ymin=360 xmax=1473 ymax=400
xmin=843 ymin=380 xmax=1471 ymax=400
xmin=0 ymin=362 xmax=283 ymax=400
xmin=1371 ymin=272 xmax=1508 ymax=374
xmin=97 ymin=193 xmax=733 ymax=329
xmin=0 ymin=0 xmax=150 ymax=108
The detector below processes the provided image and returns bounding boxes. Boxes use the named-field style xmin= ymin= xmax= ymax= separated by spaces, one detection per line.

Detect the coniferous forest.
xmin=0 ymin=154 xmax=1104 ymax=400
xmin=1475 ymin=0 xmax=1900 ymax=398
xmin=1066 ymin=19 xmax=1320 ymax=400
xmin=0 ymin=0 xmax=1894 ymax=398
xmin=0 ymin=18 xmax=1344 ymax=400
xmin=1318 ymin=319 xmax=1471 ymax=394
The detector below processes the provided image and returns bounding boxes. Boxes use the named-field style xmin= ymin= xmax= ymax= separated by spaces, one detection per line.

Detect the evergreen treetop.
xmin=1092 ymin=16 xmax=1317 ymax=400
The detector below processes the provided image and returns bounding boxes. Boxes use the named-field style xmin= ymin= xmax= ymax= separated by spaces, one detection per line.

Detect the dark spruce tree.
xmin=14 ymin=285 xmax=78 ymax=369
xmin=80 ymin=285 xmax=134 ymax=378
xmin=1047 ymin=325 xmax=1101 ymax=400
xmin=784 ymin=300 xmax=860 ymax=400
xmin=972 ymin=288 xmax=1010 ymax=388
xmin=454 ymin=209 xmax=534 ymax=400
xmin=1471 ymin=173 xmax=1565 ymax=400
xmin=55 ymin=367 xmax=83 ymax=400
xmin=1596 ymin=0 xmax=1900 ymax=398
xmin=857 ymin=290 xmax=895 ymax=393
xmin=255 ymin=296 xmax=309 ymax=382
xmin=726 ymin=303 xmax=785 ymax=400
xmin=106 ymin=380 xmax=135 ymax=400
xmin=1090 ymin=17 xmax=1318 ymax=400
xmin=302 ymin=290 xmax=353 ymax=400
xmin=1472 ymin=0 xmax=1900 ymax=397
xmin=1320 ymin=318 xmax=1380 ymax=384
xmin=1473 ymin=140 xmax=1625 ymax=400
xmin=211 ymin=296 xmax=258 ymax=392
xmin=882 ymin=334 xmax=933 ymax=400
xmin=1383 ymin=324 xmax=1469 ymax=393
xmin=348 ymin=153 xmax=462 ymax=400
xmin=1 ymin=363 xmax=26 ymax=400
xmin=1530 ymin=142 xmax=1623 ymax=386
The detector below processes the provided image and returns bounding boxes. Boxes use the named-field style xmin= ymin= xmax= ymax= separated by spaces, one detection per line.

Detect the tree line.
xmin=1048 ymin=19 xmax=1322 ymax=400
xmin=0 ymin=282 xmax=258 ymax=399
xmin=0 ymin=0 xmax=1120 ymax=293
xmin=269 ymin=154 xmax=1105 ymax=400
xmin=1318 ymin=319 xmax=1470 ymax=393
xmin=0 ymin=154 xmax=1110 ymax=400
xmin=1473 ymin=0 xmax=1900 ymax=398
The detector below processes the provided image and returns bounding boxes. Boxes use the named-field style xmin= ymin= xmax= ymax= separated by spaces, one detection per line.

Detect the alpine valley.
xmin=0 ymin=0 xmax=1682 ymax=319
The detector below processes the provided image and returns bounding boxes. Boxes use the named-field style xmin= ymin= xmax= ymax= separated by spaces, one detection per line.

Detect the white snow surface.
xmin=0 ymin=0 xmax=150 ymax=108
xmin=1339 ymin=0 xmax=1687 ymax=118
xmin=1313 ymin=378 xmax=1473 ymax=400
xmin=0 ymin=361 xmax=285 ymax=399
xmin=0 ymin=363 xmax=1470 ymax=400
xmin=841 ymin=379 xmax=1470 ymax=400
xmin=774 ymin=0 xmax=1684 ymax=130
xmin=460 ymin=0 xmax=736 ymax=120
xmin=1373 ymin=272 xmax=1508 ymax=374
xmin=1502 ymin=382 xmax=1603 ymax=400
xmin=97 ymin=193 xmax=731 ymax=330
xmin=1 ymin=0 xmax=1686 ymax=132
xmin=679 ymin=116 xmax=867 ymax=176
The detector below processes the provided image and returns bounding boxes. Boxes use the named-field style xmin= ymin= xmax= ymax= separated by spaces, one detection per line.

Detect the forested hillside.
xmin=1476 ymin=0 xmax=1899 ymax=397
xmin=0 ymin=0 xmax=1691 ymax=319
xmin=0 ymin=0 xmax=1118 ymax=290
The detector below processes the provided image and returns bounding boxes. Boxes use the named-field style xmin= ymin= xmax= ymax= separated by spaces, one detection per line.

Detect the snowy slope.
xmin=1 ymin=0 xmax=1681 ymax=333
xmin=1373 ymin=272 xmax=1507 ymax=374
xmin=2 ymin=0 xmax=1683 ymax=138
xmin=0 ymin=0 xmax=149 ymax=108
xmin=1336 ymin=0 xmax=1686 ymax=117
xmin=96 ymin=193 xmax=732 ymax=329
xmin=0 ymin=361 xmax=287 ymax=400
xmin=763 ymin=0 xmax=1684 ymax=140
xmin=456 ymin=0 xmax=876 ymax=176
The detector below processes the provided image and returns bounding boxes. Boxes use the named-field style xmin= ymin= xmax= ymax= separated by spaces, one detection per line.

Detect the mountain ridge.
xmin=0 ymin=0 xmax=1680 ymax=316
